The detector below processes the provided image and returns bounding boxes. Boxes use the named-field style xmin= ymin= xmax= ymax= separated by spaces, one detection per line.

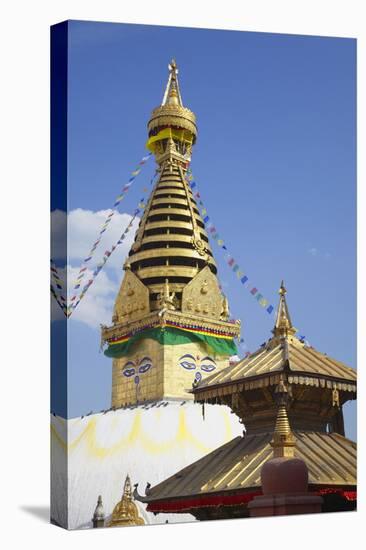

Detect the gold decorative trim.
xmin=102 ymin=308 xmax=241 ymax=345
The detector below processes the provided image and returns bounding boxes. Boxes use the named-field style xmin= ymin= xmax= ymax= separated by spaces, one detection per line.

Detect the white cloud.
xmin=51 ymin=208 xmax=141 ymax=329
xmin=52 ymin=208 xmax=140 ymax=271
xmin=307 ymin=247 xmax=331 ymax=260
xmin=51 ymin=264 xmax=119 ymax=329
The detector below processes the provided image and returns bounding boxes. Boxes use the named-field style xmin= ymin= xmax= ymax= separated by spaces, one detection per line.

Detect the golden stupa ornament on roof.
xmin=108 ymin=474 xmax=145 ymax=527
xmin=272 ymin=280 xmax=297 ymax=340
xmin=271 ymin=377 xmax=296 ymax=458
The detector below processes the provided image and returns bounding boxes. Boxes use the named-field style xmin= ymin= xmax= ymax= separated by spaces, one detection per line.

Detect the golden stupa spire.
xmin=271 ymin=377 xmax=296 ymax=458
xmin=103 ymin=60 xmax=241 ymax=408
xmin=108 ymin=474 xmax=144 ymax=527
xmin=119 ymin=60 xmax=219 ymax=314
xmin=272 ymin=281 xmax=297 ymax=340
xmin=146 ymin=59 xmax=197 ymax=164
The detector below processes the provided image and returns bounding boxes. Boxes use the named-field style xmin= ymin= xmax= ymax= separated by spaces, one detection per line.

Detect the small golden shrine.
xmin=108 ymin=474 xmax=145 ymax=527
xmin=101 ymin=60 xmax=240 ymax=407
xmin=136 ymin=283 xmax=357 ymax=518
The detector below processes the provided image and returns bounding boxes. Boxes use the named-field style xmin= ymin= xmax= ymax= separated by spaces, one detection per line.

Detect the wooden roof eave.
xmin=193 ymin=370 xmax=357 ymax=402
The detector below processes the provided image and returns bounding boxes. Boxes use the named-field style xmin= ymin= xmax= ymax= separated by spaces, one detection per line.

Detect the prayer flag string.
xmin=50 ymin=152 xmax=153 ymax=315
xmin=50 ymin=169 xmax=158 ymax=317
xmin=50 ymin=260 xmax=68 ymax=316
xmin=186 ymin=167 xmax=308 ymax=345
xmin=66 ymin=169 xmax=158 ymax=316
xmin=186 ymin=168 xmax=276 ymax=316
xmin=70 ymin=152 xmax=152 ymax=292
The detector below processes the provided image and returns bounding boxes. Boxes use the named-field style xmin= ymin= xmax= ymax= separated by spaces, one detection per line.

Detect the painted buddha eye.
xmin=179 ymin=354 xmax=197 ymax=370
xmin=139 ymin=363 xmax=152 ymax=374
xmin=180 ymin=361 xmax=196 ymax=370
xmin=200 ymin=356 xmax=217 ymax=373
xmin=123 ymin=368 xmax=136 ymax=378
xmin=201 ymin=364 xmax=216 ymax=373
xmin=138 ymin=357 xmax=152 ymax=374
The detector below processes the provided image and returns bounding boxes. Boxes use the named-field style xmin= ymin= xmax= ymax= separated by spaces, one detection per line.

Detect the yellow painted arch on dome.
xmin=51 ymin=409 xmax=235 ymax=458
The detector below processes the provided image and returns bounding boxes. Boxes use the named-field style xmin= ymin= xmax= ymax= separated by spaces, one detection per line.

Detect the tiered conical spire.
xmin=272 ymin=280 xmax=297 ymax=340
xmin=271 ymin=376 xmax=296 ymax=457
xmin=127 ymin=60 xmax=219 ymax=312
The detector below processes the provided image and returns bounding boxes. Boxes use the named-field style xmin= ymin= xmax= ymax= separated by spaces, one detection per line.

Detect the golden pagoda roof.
xmin=140 ymin=431 xmax=356 ymax=506
xmin=193 ymin=283 xmax=357 ymax=399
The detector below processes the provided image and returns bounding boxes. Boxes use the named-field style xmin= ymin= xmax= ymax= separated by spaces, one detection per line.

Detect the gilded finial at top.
xmin=162 ymin=58 xmax=183 ymax=107
xmin=272 ymin=280 xmax=297 ymax=340
xmin=147 ymin=59 xmax=197 ymax=154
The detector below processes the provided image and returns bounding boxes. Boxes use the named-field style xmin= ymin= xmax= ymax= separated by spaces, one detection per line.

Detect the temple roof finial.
xmin=272 ymin=280 xmax=296 ymax=339
xmin=93 ymin=495 xmax=105 ymax=522
xmin=162 ymin=58 xmax=183 ymax=107
xmin=108 ymin=474 xmax=145 ymax=527
xmin=123 ymin=473 xmax=132 ymax=500
xmin=271 ymin=402 xmax=296 ymax=458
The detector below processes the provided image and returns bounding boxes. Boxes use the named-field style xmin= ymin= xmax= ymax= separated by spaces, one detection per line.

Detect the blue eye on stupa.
xmin=201 ymin=364 xmax=216 ymax=373
xmin=139 ymin=363 xmax=152 ymax=374
xmin=180 ymin=361 xmax=196 ymax=370
xmin=123 ymin=368 xmax=136 ymax=378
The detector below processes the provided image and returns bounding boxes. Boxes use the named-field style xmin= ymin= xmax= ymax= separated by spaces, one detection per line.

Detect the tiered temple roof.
xmin=136 ymin=283 xmax=357 ymax=518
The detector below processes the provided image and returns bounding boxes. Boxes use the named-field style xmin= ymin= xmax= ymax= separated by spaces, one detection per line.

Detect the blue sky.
xmin=52 ymin=20 xmax=356 ymax=438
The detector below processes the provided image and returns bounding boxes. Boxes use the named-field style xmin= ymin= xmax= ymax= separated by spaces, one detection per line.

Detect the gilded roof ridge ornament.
xmin=271 ymin=403 xmax=296 ymax=458
xmin=272 ymin=280 xmax=297 ymax=341
xmin=93 ymin=494 xmax=105 ymax=522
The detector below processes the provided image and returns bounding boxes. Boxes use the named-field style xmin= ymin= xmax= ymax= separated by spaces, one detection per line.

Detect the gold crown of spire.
xmin=147 ymin=59 xmax=197 ymax=152
xmin=272 ymin=281 xmax=297 ymax=340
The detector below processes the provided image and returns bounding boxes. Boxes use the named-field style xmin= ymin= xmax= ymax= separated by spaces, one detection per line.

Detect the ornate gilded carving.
xmin=182 ymin=266 xmax=223 ymax=320
xmin=102 ymin=308 xmax=241 ymax=348
xmin=332 ymin=388 xmax=340 ymax=408
xmin=220 ymin=295 xmax=230 ymax=321
xmin=157 ymin=279 xmax=179 ymax=311
xmin=113 ymin=268 xmax=150 ymax=324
